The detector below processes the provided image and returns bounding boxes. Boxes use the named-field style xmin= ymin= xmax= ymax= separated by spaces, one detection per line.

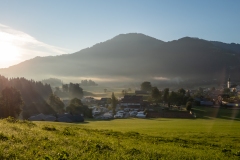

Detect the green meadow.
xmin=0 ymin=115 xmax=240 ymax=160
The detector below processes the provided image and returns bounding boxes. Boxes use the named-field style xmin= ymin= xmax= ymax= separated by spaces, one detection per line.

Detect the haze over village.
xmin=0 ymin=1 xmax=240 ymax=159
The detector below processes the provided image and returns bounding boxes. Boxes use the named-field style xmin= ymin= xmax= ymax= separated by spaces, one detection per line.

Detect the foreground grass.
xmin=0 ymin=117 xmax=240 ymax=159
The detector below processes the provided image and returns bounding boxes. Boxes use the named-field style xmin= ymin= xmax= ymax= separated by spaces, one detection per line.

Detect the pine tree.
xmin=111 ymin=92 xmax=118 ymax=115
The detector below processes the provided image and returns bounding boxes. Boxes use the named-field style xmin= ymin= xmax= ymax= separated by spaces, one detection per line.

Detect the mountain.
xmin=1 ymin=33 xmax=240 ymax=85
xmin=210 ymin=41 xmax=240 ymax=54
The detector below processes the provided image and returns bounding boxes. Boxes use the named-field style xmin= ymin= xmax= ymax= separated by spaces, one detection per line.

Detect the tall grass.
xmin=0 ymin=117 xmax=239 ymax=159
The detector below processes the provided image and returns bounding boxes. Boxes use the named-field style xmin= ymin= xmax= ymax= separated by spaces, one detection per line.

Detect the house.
xmin=227 ymin=78 xmax=240 ymax=93
xmin=135 ymin=90 xmax=148 ymax=95
xmin=229 ymin=84 xmax=240 ymax=93
xmin=28 ymin=113 xmax=56 ymax=121
xmin=120 ymin=95 xmax=143 ymax=109
xmin=57 ymin=113 xmax=84 ymax=122
xmin=208 ymin=90 xmax=222 ymax=99
xmin=82 ymin=97 xmax=96 ymax=103
xmin=194 ymin=97 xmax=214 ymax=106
xmin=98 ymin=98 xmax=112 ymax=106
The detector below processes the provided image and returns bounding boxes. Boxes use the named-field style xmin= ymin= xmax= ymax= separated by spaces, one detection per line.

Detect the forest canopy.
xmin=0 ymin=75 xmax=55 ymax=119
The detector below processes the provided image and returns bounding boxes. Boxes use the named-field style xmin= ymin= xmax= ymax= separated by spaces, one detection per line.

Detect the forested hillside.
xmin=0 ymin=75 xmax=55 ymax=119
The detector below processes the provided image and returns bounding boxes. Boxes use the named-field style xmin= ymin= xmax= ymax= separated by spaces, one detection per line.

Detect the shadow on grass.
xmin=194 ymin=116 xmax=240 ymax=121
xmin=84 ymin=115 xmax=240 ymax=122
xmin=84 ymin=117 xmax=173 ymax=122
xmin=201 ymin=116 xmax=216 ymax=120
xmin=77 ymin=121 xmax=90 ymax=124
xmin=143 ymin=118 xmax=172 ymax=121
xmin=219 ymin=116 xmax=240 ymax=121
xmin=84 ymin=118 xmax=115 ymax=122
xmin=192 ymin=106 xmax=240 ymax=121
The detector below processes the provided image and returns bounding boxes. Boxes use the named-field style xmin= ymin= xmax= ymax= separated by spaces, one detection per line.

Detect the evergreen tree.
xmin=163 ymin=88 xmax=169 ymax=105
xmin=0 ymin=87 xmax=23 ymax=118
xmin=186 ymin=101 xmax=192 ymax=111
xmin=111 ymin=92 xmax=118 ymax=115
xmin=151 ymin=87 xmax=161 ymax=103
xmin=66 ymin=98 xmax=91 ymax=117
xmin=141 ymin=81 xmax=152 ymax=91
xmin=69 ymin=83 xmax=83 ymax=98
xmin=48 ymin=94 xmax=65 ymax=113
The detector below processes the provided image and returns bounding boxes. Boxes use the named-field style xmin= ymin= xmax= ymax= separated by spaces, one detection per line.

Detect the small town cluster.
xmin=1 ymin=75 xmax=238 ymax=122
xmin=28 ymin=78 xmax=240 ymax=122
xmin=85 ymin=78 xmax=240 ymax=120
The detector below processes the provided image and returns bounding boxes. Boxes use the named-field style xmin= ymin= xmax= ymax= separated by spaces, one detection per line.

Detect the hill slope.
xmin=0 ymin=118 xmax=240 ymax=159
xmin=0 ymin=33 xmax=240 ymax=84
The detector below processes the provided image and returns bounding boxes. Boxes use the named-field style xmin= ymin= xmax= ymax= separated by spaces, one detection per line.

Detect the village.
xmin=28 ymin=78 xmax=240 ymax=122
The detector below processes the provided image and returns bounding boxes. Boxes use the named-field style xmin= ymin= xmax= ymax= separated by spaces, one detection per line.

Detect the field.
xmin=0 ymin=116 xmax=240 ymax=160
xmin=81 ymin=85 xmax=136 ymax=99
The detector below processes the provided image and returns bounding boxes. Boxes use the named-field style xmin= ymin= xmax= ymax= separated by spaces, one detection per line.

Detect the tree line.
xmin=55 ymin=83 xmax=83 ymax=99
xmin=0 ymin=75 xmax=53 ymax=119
xmin=141 ymin=81 xmax=193 ymax=111
xmin=80 ymin=79 xmax=98 ymax=86
xmin=48 ymin=94 xmax=92 ymax=118
xmin=0 ymin=75 xmax=91 ymax=119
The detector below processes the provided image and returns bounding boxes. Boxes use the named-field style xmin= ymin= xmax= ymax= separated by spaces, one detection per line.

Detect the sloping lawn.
xmin=0 ymin=117 xmax=239 ymax=159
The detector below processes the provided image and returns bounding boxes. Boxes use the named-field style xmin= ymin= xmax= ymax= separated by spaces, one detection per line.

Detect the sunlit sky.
xmin=0 ymin=0 xmax=240 ymax=68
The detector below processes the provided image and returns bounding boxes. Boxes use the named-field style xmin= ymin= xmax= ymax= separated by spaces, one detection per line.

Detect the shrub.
xmin=186 ymin=101 xmax=192 ymax=111
xmin=42 ymin=126 xmax=57 ymax=131
xmin=0 ymin=133 xmax=8 ymax=141
xmin=57 ymin=151 xmax=69 ymax=160
xmin=3 ymin=116 xmax=36 ymax=127
xmin=126 ymin=148 xmax=141 ymax=155
xmin=62 ymin=127 xmax=75 ymax=136
xmin=125 ymin=131 xmax=140 ymax=137
xmin=4 ymin=116 xmax=18 ymax=123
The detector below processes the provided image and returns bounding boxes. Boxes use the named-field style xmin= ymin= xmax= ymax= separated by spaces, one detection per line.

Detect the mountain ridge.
xmin=1 ymin=33 xmax=240 ymax=85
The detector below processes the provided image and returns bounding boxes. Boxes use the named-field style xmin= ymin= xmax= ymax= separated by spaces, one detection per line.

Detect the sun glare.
xmin=0 ymin=42 xmax=20 ymax=68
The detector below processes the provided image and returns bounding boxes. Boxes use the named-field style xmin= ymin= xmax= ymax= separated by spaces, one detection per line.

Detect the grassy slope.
xmin=0 ymin=117 xmax=240 ymax=159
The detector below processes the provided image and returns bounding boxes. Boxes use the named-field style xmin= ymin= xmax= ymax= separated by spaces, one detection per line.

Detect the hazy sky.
xmin=0 ymin=0 xmax=240 ymax=68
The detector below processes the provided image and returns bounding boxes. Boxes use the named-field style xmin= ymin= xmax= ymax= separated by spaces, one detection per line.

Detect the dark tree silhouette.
xmin=141 ymin=81 xmax=152 ymax=91
xmin=186 ymin=101 xmax=192 ymax=111
xmin=178 ymin=88 xmax=186 ymax=95
xmin=169 ymin=91 xmax=178 ymax=105
xmin=48 ymin=94 xmax=65 ymax=113
xmin=69 ymin=83 xmax=83 ymax=99
xmin=62 ymin=84 xmax=69 ymax=92
xmin=151 ymin=87 xmax=161 ymax=103
xmin=66 ymin=98 xmax=91 ymax=117
xmin=0 ymin=75 xmax=54 ymax=119
xmin=0 ymin=87 xmax=23 ymax=118
xmin=111 ymin=92 xmax=118 ymax=115
xmin=163 ymin=88 xmax=169 ymax=104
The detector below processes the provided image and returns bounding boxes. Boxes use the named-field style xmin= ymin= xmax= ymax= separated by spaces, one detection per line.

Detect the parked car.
xmin=117 ymin=110 xmax=124 ymax=114
xmin=136 ymin=111 xmax=146 ymax=118
xmin=129 ymin=111 xmax=138 ymax=117
xmin=114 ymin=113 xmax=124 ymax=118
xmin=101 ymin=112 xmax=113 ymax=119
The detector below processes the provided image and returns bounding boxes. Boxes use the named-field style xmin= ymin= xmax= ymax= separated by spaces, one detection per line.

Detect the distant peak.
xmin=110 ymin=33 xmax=164 ymax=43
xmin=113 ymin=33 xmax=151 ymax=39
xmin=115 ymin=33 xmax=147 ymax=36
xmin=178 ymin=37 xmax=201 ymax=41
